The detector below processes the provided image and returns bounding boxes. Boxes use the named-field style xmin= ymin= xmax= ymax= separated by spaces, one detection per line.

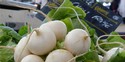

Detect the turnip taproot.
xmin=14 ymin=36 xmax=31 ymax=62
xmin=98 ymin=55 xmax=103 ymax=62
xmin=21 ymin=55 xmax=44 ymax=62
xmin=40 ymin=20 xmax=67 ymax=40
xmin=102 ymin=47 xmax=124 ymax=62
xmin=45 ymin=49 xmax=75 ymax=62
xmin=27 ymin=27 xmax=56 ymax=55
xmin=64 ymin=29 xmax=91 ymax=55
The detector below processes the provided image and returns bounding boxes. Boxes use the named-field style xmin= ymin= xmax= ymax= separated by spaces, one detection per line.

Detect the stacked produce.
xmin=0 ymin=0 xmax=125 ymax=62
xmin=13 ymin=19 xmax=91 ymax=62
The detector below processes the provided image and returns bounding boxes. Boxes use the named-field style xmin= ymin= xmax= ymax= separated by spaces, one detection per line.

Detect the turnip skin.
xmin=21 ymin=55 xmax=44 ymax=62
xmin=27 ymin=27 xmax=56 ymax=55
xmin=98 ymin=55 xmax=103 ymax=62
xmin=40 ymin=20 xmax=67 ymax=40
xmin=14 ymin=36 xmax=31 ymax=62
xmin=64 ymin=29 xmax=91 ymax=55
xmin=102 ymin=47 xmax=124 ymax=62
xmin=45 ymin=49 xmax=75 ymax=62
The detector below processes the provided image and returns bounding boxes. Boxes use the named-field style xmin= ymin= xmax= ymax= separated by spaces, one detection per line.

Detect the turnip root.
xmin=21 ymin=55 xmax=44 ymax=62
xmin=40 ymin=20 xmax=67 ymax=40
xmin=98 ymin=55 xmax=103 ymax=62
xmin=14 ymin=36 xmax=31 ymax=62
xmin=45 ymin=49 xmax=75 ymax=62
xmin=102 ymin=47 xmax=124 ymax=62
xmin=64 ymin=29 xmax=91 ymax=55
xmin=27 ymin=27 xmax=56 ymax=55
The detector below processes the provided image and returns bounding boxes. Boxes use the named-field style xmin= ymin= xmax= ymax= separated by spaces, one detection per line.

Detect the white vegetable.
xmin=45 ymin=49 xmax=75 ymax=62
xmin=40 ymin=20 xmax=67 ymax=40
xmin=14 ymin=36 xmax=31 ymax=62
xmin=21 ymin=55 xmax=44 ymax=62
xmin=102 ymin=47 xmax=124 ymax=62
xmin=27 ymin=27 xmax=56 ymax=55
xmin=98 ymin=55 xmax=103 ymax=62
xmin=64 ymin=29 xmax=91 ymax=55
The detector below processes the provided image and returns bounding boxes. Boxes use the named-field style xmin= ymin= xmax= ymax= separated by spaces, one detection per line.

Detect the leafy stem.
xmin=96 ymin=35 xmax=125 ymax=55
xmin=67 ymin=52 xmax=88 ymax=62
xmin=0 ymin=46 xmax=15 ymax=52
xmin=99 ymin=42 xmax=125 ymax=49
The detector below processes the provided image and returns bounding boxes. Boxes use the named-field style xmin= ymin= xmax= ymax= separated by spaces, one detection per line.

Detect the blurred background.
xmin=0 ymin=0 xmax=125 ymax=33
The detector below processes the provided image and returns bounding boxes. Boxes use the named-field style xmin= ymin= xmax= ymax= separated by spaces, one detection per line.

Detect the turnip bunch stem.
xmin=96 ymin=34 xmax=125 ymax=54
xmin=67 ymin=52 xmax=88 ymax=62
xmin=96 ymin=35 xmax=125 ymax=62
xmin=0 ymin=46 xmax=15 ymax=52
xmin=99 ymin=42 xmax=125 ymax=49
xmin=27 ymin=23 xmax=31 ymax=34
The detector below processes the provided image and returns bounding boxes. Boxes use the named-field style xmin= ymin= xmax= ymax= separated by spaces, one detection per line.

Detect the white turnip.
xmin=27 ymin=27 xmax=56 ymax=55
xmin=14 ymin=36 xmax=31 ymax=62
xmin=21 ymin=55 xmax=44 ymax=62
xmin=98 ymin=55 xmax=103 ymax=62
xmin=40 ymin=20 xmax=67 ymax=40
xmin=64 ymin=29 xmax=91 ymax=55
xmin=45 ymin=49 xmax=75 ymax=62
xmin=102 ymin=47 xmax=124 ymax=62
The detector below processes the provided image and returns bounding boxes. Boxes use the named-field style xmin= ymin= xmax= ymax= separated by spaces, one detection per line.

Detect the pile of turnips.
xmin=14 ymin=20 xmax=91 ymax=62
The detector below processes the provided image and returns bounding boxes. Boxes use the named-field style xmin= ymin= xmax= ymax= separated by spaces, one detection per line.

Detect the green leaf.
xmin=9 ymin=31 xmax=22 ymax=41
xmin=73 ymin=6 xmax=86 ymax=18
xmin=60 ymin=0 xmax=73 ymax=7
xmin=18 ymin=25 xmax=28 ymax=36
xmin=107 ymin=32 xmax=125 ymax=43
xmin=0 ymin=39 xmax=15 ymax=62
xmin=100 ymin=43 xmax=120 ymax=51
xmin=47 ymin=9 xmax=56 ymax=19
xmin=47 ymin=0 xmax=86 ymax=20
xmin=62 ymin=18 xmax=74 ymax=32
xmin=0 ymin=26 xmax=22 ymax=44
xmin=55 ymin=41 xmax=64 ymax=49
xmin=71 ymin=18 xmax=83 ymax=29
xmin=0 ymin=26 xmax=14 ymax=33
xmin=0 ymin=48 xmax=14 ymax=62
xmin=76 ymin=51 xmax=100 ymax=62
xmin=0 ymin=35 xmax=11 ymax=45
xmin=101 ymin=32 xmax=125 ymax=50
xmin=50 ymin=7 xmax=73 ymax=20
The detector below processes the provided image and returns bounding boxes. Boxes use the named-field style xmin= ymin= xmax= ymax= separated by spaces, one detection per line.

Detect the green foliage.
xmin=0 ymin=26 xmax=22 ymax=45
xmin=47 ymin=0 xmax=86 ymax=20
xmin=62 ymin=18 xmax=74 ymax=32
xmin=76 ymin=51 xmax=100 ymax=62
xmin=0 ymin=0 xmax=125 ymax=62
xmin=0 ymin=40 xmax=16 ymax=62
xmin=46 ymin=0 xmax=99 ymax=61
xmin=100 ymin=32 xmax=125 ymax=50
xmin=18 ymin=25 xmax=29 ymax=36
xmin=0 ymin=25 xmax=27 ymax=62
xmin=107 ymin=32 xmax=125 ymax=43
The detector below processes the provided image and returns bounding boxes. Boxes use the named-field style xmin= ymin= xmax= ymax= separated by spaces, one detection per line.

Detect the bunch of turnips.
xmin=14 ymin=20 xmax=91 ymax=62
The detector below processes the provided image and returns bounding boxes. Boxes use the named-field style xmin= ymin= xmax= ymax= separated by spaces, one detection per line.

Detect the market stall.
xmin=0 ymin=0 xmax=125 ymax=62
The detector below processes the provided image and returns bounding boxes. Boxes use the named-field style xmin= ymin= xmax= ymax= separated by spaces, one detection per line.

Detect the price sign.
xmin=71 ymin=0 xmax=123 ymax=36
